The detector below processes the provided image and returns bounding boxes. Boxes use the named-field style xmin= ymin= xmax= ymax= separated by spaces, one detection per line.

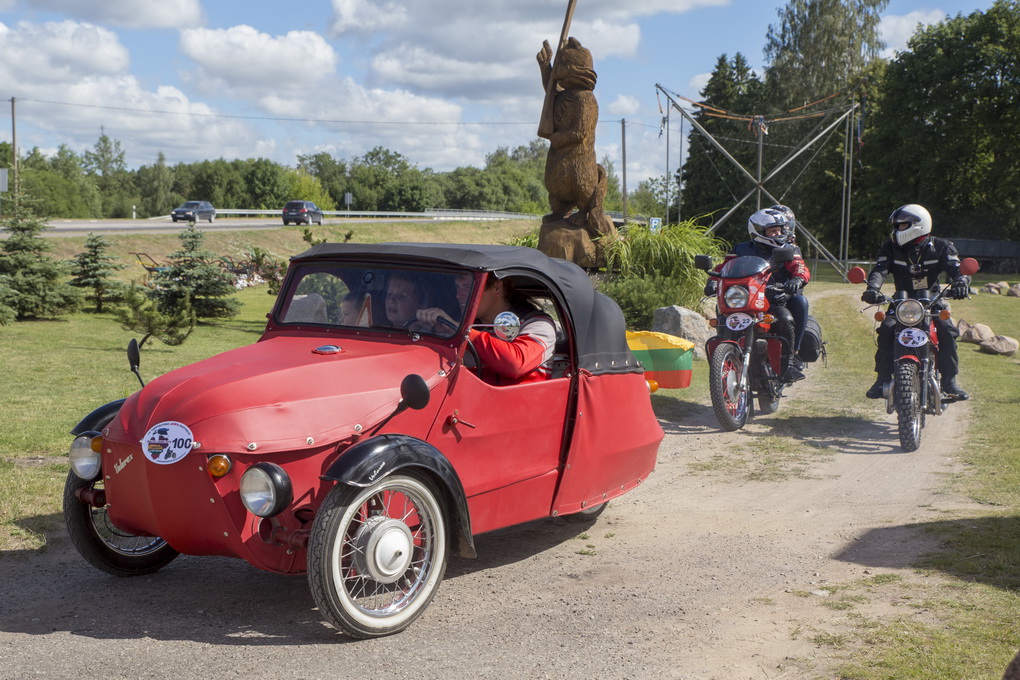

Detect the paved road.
xmin=36 ymin=218 xmax=300 ymax=237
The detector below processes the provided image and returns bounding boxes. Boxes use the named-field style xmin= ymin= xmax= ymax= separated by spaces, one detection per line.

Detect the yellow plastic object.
xmin=207 ymin=454 xmax=232 ymax=478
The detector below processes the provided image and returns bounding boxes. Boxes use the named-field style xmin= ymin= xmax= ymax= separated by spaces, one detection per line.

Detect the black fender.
xmin=322 ymin=434 xmax=476 ymax=559
xmin=70 ymin=399 xmax=125 ymax=436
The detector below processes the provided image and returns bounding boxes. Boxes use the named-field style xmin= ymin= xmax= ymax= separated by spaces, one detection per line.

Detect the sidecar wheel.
xmin=63 ymin=472 xmax=178 ymax=576
xmin=895 ymin=362 xmax=922 ymax=452
xmin=757 ymin=393 xmax=781 ymax=415
xmin=562 ymin=502 xmax=608 ymax=523
xmin=308 ymin=472 xmax=448 ymax=638
xmin=709 ymin=343 xmax=748 ymax=431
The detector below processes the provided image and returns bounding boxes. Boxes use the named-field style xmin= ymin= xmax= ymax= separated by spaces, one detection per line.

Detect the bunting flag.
xmin=626 ymin=330 xmax=695 ymax=389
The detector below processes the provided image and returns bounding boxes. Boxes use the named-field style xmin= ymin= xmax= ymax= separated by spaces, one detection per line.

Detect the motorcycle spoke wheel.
xmin=63 ymin=472 xmax=178 ymax=576
xmin=308 ymin=472 xmax=448 ymax=638
xmin=709 ymin=344 xmax=748 ymax=431
xmin=895 ymin=362 xmax=923 ymax=452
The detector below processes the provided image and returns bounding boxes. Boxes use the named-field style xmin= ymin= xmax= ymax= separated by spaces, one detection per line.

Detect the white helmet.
xmin=748 ymin=208 xmax=791 ymax=249
xmin=889 ymin=204 xmax=932 ymax=247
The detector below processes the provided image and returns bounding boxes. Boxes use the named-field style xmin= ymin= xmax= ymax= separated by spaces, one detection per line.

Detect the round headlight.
xmin=239 ymin=462 xmax=292 ymax=517
xmin=723 ymin=285 xmax=749 ymax=308
xmin=69 ymin=432 xmax=102 ymax=481
xmin=896 ymin=299 xmax=925 ymax=326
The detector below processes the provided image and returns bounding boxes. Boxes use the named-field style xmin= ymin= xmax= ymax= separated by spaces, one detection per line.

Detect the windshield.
xmin=719 ymin=255 xmax=769 ymax=278
xmin=275 ymin=263 xmax=471 ymax=338
xmin=179 ymin=202 xmax=202 ymax=209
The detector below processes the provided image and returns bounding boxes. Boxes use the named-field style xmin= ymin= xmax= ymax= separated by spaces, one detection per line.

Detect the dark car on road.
xmin=171 ymin=201 xmax=216 ymax=223
xmin=282 ymin=200 xmax=324 ymax=226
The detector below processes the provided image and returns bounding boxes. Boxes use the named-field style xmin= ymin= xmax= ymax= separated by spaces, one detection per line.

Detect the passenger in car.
xmin=338 ymin=291 xmax=370 ymax=326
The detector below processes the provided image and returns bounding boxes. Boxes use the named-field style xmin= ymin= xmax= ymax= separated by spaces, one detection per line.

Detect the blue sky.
xmin=0 ymin=0 xmax=998 ymax=186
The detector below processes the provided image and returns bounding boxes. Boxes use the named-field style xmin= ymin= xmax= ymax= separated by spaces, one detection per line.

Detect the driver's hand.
xmin=416 ymin=307 xmax=456 ymax=330
xmin=949 ymin=278 xmax=970 ymax=299
xmin=861 ymin=287 xmax=883 ymax=304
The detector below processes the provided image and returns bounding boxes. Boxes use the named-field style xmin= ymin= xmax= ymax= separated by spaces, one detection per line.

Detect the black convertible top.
xmin=291 ymin=243 xmax=640 ymax=375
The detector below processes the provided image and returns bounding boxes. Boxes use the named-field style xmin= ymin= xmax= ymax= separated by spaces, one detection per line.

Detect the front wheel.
xmin=63 ymin=472 xmax=179 ymax=576
xmin=709 ymin=343 xmax=749 ymax=431
xmin=307 ymin=472 xmax=449 ymax=638
xmin=895 ymin=361 xmax=923 ymax=452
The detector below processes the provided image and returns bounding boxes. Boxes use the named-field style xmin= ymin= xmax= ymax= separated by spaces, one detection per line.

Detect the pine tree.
xmin=114 ymin=283 xmax=195 ymax=347
xmin=0 ymin=189 xmax=81 ymax=319
xmin=69 ymin=232 xmax=125 ymax=312
xmin=148 ymin=225 xmax=240 ymax=319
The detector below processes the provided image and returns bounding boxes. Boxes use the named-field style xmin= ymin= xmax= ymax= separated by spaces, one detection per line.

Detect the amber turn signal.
xmin=89 ymin=436 xmax=103 ymax=453
xmin=207 ymin=454 xmax=232 ymax=478
xmin=939 ymin=309 xmax=951 ymax=321
xmin=708 ymin=318 xmax=718 ymax=328
xmin=875 ymin=311 xmax=886 ymax=322
xmin=646 ymin=379 xmax=659 ymax=394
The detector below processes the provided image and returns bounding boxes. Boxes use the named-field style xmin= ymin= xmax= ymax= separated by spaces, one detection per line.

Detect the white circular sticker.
xmin=897 ymin=328 xmax=929 ymax=348
xmin=725 ymin=313 xmax=754 ymax=331
xmin=142 ymin=421 xmax=195 ymax=464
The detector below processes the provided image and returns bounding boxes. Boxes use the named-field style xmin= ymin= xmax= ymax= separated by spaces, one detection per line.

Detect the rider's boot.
xmin=782 ymin=356 xmax=805 ymax=383
xmin=866 ymin=374 xmax=890 ymax=399
xmin=941 ymin=375 xmax=969 ymax=401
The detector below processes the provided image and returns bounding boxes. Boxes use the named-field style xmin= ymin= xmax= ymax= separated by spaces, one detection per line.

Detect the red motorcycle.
xmin=695 ymin=249 xmax=804 ymax=431
xmin=847 ymin=257 xmax=979 ymax=451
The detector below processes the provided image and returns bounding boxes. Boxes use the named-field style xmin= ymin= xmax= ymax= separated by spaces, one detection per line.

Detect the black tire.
xmin=895 ymin=361 xmax=922 ymax=452
xmin=709 ymin=343 xmax=749 ymax=431
xmin=561 ymin=502 xmax=608 ymax=523
xmin=63 ymin=472 xmax=178 ymax=576
xmin=283 ymin=220 xmax=289 ymax=226
xmin=208 ymin=214 xmax=215 ymax=223
xmin=307 ymin=472 xmax=448 ymax=638
xmin=171 ymin=217 xmax=177 ymax=222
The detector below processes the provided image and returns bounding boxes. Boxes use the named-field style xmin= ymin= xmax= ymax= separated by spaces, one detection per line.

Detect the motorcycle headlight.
xmin=896 ymin=299 xmax=925 ymax=326
xmin=723 ymin=285 xmax=749 ymax=308
xmin=68 ymin=432 xmax=103 ymax=481
xmin=240 ymin=462 xmax=292 ymax=517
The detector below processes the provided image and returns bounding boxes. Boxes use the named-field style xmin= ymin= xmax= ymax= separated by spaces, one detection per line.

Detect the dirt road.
xmin=0 ymin=300 xmax=975 ymax=679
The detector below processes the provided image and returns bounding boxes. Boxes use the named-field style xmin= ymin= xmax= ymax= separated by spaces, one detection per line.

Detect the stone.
xmin=1008 ymin=284 xmax=1020 ymax=297
xmin=652 ymin=306 xmax=713 ymax=360
xmin=959 ymin=320 xmax=995 ymax=344
xmin=978 ymin=335 xmax=1019 ymax=357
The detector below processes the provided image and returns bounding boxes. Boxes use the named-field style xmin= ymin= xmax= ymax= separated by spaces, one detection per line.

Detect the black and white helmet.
xmin=748 ymin=208 xmax=791 ymax=249
xmin=768 ymin=204 xmax=796 ymax=235
xmin=889 ymin=204 xmax=932 ymax=247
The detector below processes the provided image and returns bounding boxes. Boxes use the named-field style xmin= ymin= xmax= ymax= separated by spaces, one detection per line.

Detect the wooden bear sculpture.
xmin=536 ymin=37 xmax=617 ymax=268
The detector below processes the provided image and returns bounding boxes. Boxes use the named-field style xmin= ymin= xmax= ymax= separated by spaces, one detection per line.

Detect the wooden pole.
xmin=537 ymin=0 xmax=578 ymax=138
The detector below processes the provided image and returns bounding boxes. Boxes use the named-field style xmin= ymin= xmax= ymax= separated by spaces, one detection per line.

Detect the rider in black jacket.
xmin=706 ymin=207 xmax=811 ymax=382
xmin=861 ymin=204 xmax=971 ymax=400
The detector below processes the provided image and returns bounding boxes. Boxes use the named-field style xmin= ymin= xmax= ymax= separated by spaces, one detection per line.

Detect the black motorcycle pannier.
xmin=798 ymin=315 xmax=825 ymax=363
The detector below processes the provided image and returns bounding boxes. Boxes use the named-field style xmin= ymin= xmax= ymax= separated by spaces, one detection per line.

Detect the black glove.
xmin=767 ymin=289 xmax=789 ymax=307
xmin=703 ymin=279 xmax=718 ymax=296
xmin=861 ymin=287 xmax=883 ymax=304
xmin=783 ymin=278 xmax=804 ymax=296
xmin=950 ymin=278 xmax=969 ymax=299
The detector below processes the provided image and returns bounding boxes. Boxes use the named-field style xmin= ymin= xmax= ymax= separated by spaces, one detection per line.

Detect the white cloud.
xmin=608 ymin=94 xmax=641 ymax=116
xmin=330 ymin=0 xmax=409 ymax=34
xmin=0 ymin=20 xmax=129 ymax=82
xmin=880 ymin=10 xmax=946 ymax=58
xmin=0 ymin=20 xmax=256 ymax=166
xmin=688 ymin=72 xmax=712 ymax=98
xmin=180 ymin=26 xmax=338 ymax=93
xmin=26 ymin=0 xmax=203 ymax=29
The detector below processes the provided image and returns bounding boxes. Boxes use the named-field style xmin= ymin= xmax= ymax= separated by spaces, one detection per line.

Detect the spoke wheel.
xmin=709 ymin=343 xmax=748 ymax=431
xmin=63 ymin=472 xmax=178 ymax=576
xmin=308 ymin=472 xmax=448 ymax=638
xmin=895 ymin=361 xmax=923 ymax=452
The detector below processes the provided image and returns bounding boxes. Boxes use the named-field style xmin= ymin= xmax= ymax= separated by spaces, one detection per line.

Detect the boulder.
xmin=1008 ymin=284 xmax=1020 ymax=297
xmin=978 ymin=335 xmax=1019 ymax=357
xmin=984 ymin=283 xmax=1003 ymax=294
xmin=958 ymin=320 xmax=995 ymax=344
xmin=652 ymin=306 xmax=713 ymax=360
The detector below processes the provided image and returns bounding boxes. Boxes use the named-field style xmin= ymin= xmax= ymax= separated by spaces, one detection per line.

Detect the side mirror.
xmin=770 ymin=247 xmax=795 ymax=265
xmin=399 ymin=373 xmax=431 ymax=411
xmin=959 ymin=257 xmax=980 ymax=277
xmin=127 ymin=338 xmax=145 ymax=388
xmin=492 ymin=311 xmax=520 ymax=342
xmin=847 ymin=266 xmax=867 ymax=285
xmin=693 ymin=255 xmax=713 ymax=271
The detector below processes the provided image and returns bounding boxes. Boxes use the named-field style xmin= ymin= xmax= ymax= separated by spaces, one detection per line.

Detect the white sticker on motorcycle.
xmin=725 ymin=313 xmax=754 ymax=331
xmin=143 ymin=421 xmax=195 ymax=464
xmin=897 ymin=328 xmax=929 ymax=348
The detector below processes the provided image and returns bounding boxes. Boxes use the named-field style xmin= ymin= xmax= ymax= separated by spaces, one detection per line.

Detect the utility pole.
xmin=621 ymin=119 xmax=628 ymax=223
xmin=665 ymin=106 xmax=670 ymax=225
xmin=11 ymin=97 xmax=18 ymax=200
